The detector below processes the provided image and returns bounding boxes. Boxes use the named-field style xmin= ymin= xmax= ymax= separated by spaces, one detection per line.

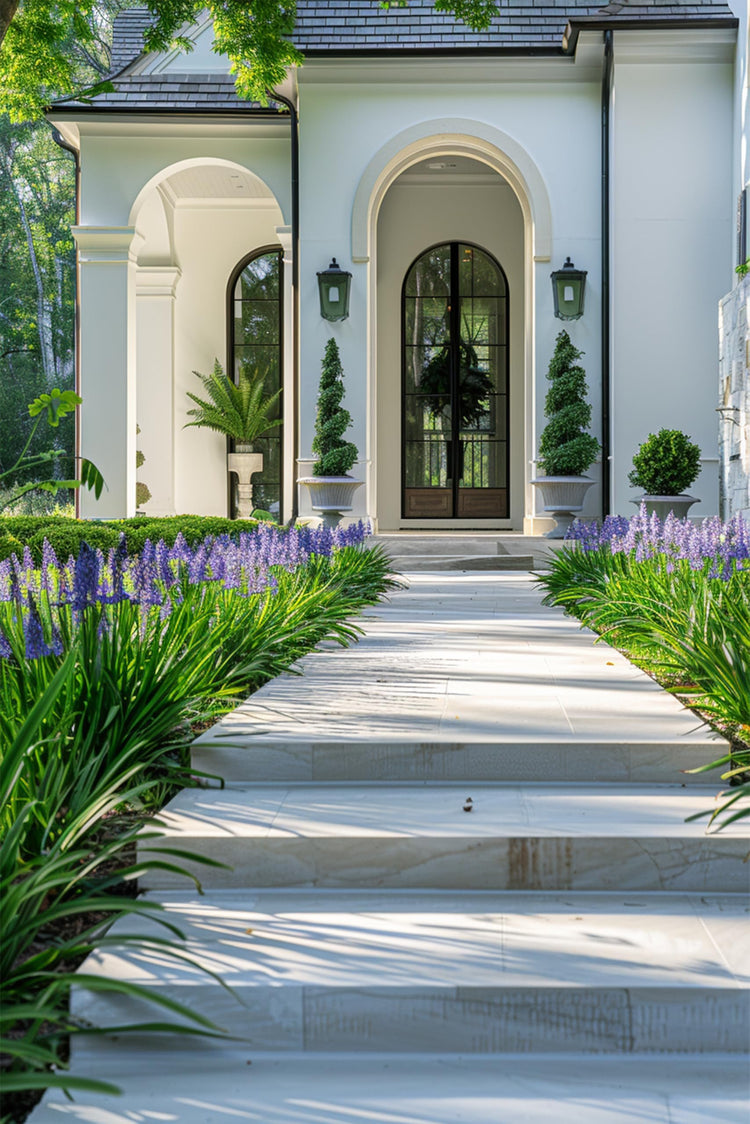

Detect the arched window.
xmin=228 ymin=248 xmax=283 ymax=516
xmin=402 ymin=241 xmax=509 ymax=519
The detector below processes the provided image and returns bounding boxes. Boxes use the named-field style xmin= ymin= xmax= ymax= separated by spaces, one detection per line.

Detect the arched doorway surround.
xmin=402 ymin=241 xmax=509 ymax=519
xmin=351 ymin=120 xmax=552 ymax=530
xmin=127 ymin=158 xmax=288 ymax=518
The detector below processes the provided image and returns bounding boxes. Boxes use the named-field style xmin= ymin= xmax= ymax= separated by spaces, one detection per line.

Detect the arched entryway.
xmin=375 ymin=153 xmax=524 ymax=529
xmin=402 ymin=241 xmax=509 ymax=519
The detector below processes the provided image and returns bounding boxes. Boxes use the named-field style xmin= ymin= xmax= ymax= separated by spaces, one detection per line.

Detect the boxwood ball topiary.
xmin=628 ymin=429 xmax=701 ymax=496
xmin=311 ymin=338 xmax=358 ymax=477
xmin=538 ymin=330 xmax=600 ymax=477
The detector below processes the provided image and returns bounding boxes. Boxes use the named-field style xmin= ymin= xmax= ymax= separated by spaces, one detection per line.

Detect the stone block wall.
xmin=718 ymin=275 xmax=750 ymax=519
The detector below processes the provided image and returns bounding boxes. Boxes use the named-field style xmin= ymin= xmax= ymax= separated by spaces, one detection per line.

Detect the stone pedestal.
xmin=228 ymin=451 xmax=264 ymax=519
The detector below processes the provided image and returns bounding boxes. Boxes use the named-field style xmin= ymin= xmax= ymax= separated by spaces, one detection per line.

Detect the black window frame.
xmin=226 ymin=245 xmax=284 ymax=518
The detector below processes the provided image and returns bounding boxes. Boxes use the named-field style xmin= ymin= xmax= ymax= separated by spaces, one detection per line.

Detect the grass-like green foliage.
xmin=537 ymin=330 xmax=600 ymax=477
xmin=0 ymin=515 xmax=262 ymax=563
xmin=184 ymin=359 xmax=281 ymax=447
xmin=538 ymin=539 xmax=750 ymax=831
xmin=0 ymin=539 xmax=396 ymax=1103
xmin=312 ymin=339 xmax=358 ymax=477
xmin=628 ymin=428 xmax=702 ymax=496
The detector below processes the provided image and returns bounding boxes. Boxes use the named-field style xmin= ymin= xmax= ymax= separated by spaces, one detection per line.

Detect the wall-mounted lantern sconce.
xmin=317 ymin=258 xmax=352 ymax=322
xmin=551 ymin=257 xmax=587 ymax=321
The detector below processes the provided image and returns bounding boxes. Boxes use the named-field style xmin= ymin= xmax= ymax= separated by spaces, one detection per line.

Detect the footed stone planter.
xmin=228 ymin=450 xmax=263 ymax=519
xmin=632 ymin=495 xmax=698 ymax=520
xmin=531 ymin=476 xmax=595 ymax=539
xmin=299 ymin=476 xmax=363 ymax=529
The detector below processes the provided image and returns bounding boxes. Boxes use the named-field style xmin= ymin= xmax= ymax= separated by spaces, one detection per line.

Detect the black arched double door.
xmin=402 ymin=242 xmax=508 ymax=519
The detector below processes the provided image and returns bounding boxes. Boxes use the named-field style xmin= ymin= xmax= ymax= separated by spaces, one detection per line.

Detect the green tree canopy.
xmin=0 ymin=1 xmax=499 ymax=122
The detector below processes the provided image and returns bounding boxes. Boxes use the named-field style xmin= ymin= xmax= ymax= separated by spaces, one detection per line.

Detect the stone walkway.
xmin=32 ymin=573 xmax=749 ymax=1122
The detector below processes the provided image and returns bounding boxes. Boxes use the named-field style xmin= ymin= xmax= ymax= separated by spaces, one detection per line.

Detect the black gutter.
xmin=47 ymin=105 xmax=286 ymax=116
xmin=600 ymin=31 xmax=613 ymax=520
xmin=50 ymin=127 xmax=82 ymax=518
xmin=564 ymin=15 xmax=737 ymax=54
xmin=265 ymin=87 xmax=300 ymax=522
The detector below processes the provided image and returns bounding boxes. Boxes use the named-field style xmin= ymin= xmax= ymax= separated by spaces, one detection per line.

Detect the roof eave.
xmin=562 ymin=14 xmax=739 ymax=54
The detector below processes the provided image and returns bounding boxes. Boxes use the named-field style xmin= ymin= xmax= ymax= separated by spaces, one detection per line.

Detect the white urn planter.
xmin=298 ymin=476 xmax=363 ymax=529
xmin=228 ymin=449 xmax=263 ymax=520
xmin=631 ymin=494 xmax=698 ymax=520
xmin=531 ymin=476 xmax=595 ymax=539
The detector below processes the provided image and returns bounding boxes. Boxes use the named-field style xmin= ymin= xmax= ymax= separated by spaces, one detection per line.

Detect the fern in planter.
xmin=311 ymin=339 xmax=358 ymax=476
xmin=185 ymin=359 xmax=281 ymax=448
xmin=538 ymin=330 xmax=599 ymax=476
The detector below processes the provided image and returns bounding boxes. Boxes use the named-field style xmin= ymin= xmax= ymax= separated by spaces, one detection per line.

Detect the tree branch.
xmin=0 ymin=0 xmax=20 ymax=48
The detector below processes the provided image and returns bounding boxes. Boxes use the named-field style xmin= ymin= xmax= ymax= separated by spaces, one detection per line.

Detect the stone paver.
xmin=28 ymin=571 xmax=750 ymax=1122
xmin=192 ymin=574 xmax=722 ymax=783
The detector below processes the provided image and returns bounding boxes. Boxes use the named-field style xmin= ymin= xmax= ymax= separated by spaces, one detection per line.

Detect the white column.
xmin=135 ymin=266 xmax=182 ymax=515
xmin=73 ymin=227 xmax=138 ymax=518
xmin=276 ymin=224 xmax=295 ymax=522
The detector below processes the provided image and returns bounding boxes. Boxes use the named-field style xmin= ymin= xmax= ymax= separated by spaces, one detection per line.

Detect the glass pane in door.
xmin=456 ymin=244 xmax=508 ymax=519
xmin=403 ymin=245 xmax=453 ymax=518
xmin=402 ymin=242 xmax=508 ymax=519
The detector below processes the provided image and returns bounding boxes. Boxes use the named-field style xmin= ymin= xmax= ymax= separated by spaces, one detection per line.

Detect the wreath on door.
xmin=419 ymin=338 xmax=494 ymax=430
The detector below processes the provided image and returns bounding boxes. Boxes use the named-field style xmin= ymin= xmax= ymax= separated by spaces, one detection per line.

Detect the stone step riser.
xmin=190 ymin=741 xmax=720 ymax=785
xmin=372 ymin=538 xmax=515 ymax=555
xmin=71 ymin=985 xmax=748 ymax=1056
xmin=387 ymin=555 xmax=536 ymax=571
xmin=140 ymin=836 xmax=749 ymax=894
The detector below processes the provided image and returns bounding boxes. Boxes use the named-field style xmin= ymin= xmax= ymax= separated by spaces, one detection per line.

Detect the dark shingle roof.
xmin=108 ymin=9 xmax=156 ymax=75
xmin=52 ymin=1 xmax=736 ymax=111
xmin=60 ymin=73 xmax=278 ymax=112
xmin=293 ymin=0 xmax=733 ymax=52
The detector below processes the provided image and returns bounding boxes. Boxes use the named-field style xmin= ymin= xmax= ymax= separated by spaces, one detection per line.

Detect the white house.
xmin=47 ymin=0 xmax=743 ymax=531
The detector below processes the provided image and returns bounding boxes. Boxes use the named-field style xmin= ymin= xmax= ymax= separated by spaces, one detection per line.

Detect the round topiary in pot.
xmin=628 ymin=429 xmax=701 ymax=519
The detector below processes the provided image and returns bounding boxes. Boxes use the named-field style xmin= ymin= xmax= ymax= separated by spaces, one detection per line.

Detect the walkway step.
xmin=70 ymin=890 xmax=749 ymax=1056
xmin=193 ymin=737 xmax=722 ymax=785
xmin=192 ymin=580 xmax=724 ymax=788
xmin=140 ymin=784 xmax=750 ymax=893
xmin=386 ymin=553 xmax=536 ymax=571
xmin=31 ymin=1053 xmax=750 ymax=1122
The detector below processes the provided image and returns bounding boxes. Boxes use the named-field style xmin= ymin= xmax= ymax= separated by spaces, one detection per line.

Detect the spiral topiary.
xmin=538 ymin=330 xmax=600 ymax=477
xmin=312 ymin=338 xmax=358 ymax=476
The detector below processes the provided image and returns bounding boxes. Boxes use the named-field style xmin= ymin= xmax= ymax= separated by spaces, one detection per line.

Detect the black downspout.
xmin=266 ymin=88 xmax=300 ymax=521
xmin=51 ymin=127 xmax=82 ymax=518
xmin=601 ymin=31 xmax=613 ymax=518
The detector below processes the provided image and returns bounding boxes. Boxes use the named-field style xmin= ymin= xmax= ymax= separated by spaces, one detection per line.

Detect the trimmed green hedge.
xmin=0 ymin=515 xmax=262 ymax=563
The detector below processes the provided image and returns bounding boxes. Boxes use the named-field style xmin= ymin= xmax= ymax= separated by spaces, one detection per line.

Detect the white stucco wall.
xmin=296 ymin=63 xmax=603 ymax=528
xmin=610 ymin=39 xmax=734 ymax=517
xmin=170 ymin=203 xmax=284 ymax=515
xmin=727 ymin=0 xmax=749 ymax=212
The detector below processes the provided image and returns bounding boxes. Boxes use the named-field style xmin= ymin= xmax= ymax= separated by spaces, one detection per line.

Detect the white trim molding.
xmin=351 ymin=118 xmax=553 ymax=263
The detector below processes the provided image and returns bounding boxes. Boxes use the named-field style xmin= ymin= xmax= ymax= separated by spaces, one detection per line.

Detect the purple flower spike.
xmin=0 ymin=560 xmax=12 ymax=603
xmin=72 ymin=542 xmax=101 ymax=613
xmin=23 ymin=596 xmax=49 ymax=660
